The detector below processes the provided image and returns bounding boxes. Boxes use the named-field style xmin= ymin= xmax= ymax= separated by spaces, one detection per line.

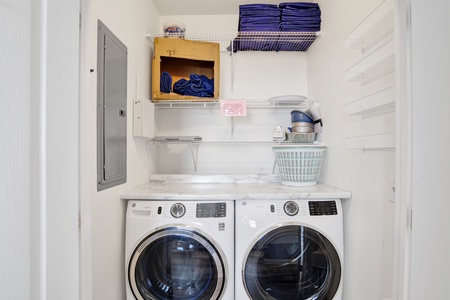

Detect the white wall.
xmin=308 ymin=1 xmax=396 ymax=299
xmin=80 ymin=0 xmax=159 ymax=299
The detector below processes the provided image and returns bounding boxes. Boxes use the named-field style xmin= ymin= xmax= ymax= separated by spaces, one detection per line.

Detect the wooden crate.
xmin=152 ymin=37 xmax=220 ymax=100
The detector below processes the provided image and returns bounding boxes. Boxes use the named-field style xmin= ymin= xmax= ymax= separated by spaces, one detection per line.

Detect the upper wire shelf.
xmin=146 ymin=31 xmax=321 ymax=52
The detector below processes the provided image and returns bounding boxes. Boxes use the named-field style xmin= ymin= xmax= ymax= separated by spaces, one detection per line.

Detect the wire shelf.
xmin=152 ymin=99 xmax=316 ymax=110
xmin=146 ymin=31 xmax=320 ymax=52
xmin=150 ymin=139 xmax=322 ymax=145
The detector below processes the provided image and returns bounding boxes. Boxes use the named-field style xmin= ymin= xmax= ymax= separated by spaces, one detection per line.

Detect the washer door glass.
xmin=243 ymin=225 xmax=341 ymax=300
xmin=129 ymin=227 xmax=225 ymax=300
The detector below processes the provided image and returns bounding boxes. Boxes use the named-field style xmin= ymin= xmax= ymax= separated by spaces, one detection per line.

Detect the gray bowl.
xmin=292 ymin=122 xmax=314 ymax=128
xmin=292 ymin=126 xmax=314 ymax=133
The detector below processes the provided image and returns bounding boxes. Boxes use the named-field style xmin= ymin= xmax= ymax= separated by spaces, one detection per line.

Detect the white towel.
xmin=306 ymin=106 xmax=323 ymax=142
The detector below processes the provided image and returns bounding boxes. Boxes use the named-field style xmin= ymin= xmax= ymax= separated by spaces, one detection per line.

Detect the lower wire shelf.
xmin=150 ymin=138 xmax=322 ymax=146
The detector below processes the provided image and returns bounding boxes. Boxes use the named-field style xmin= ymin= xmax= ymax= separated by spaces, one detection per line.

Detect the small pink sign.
xmin=220 ymin=100 xmax=247 ymax=116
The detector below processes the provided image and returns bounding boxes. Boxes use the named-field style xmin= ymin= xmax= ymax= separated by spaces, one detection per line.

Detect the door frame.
xmin=393 ymin=0 xmax=412 ymax=299
xmin=30 ymin=0 xmax=81 ymax=299
xmin=48 ymin=0 xmax=436 ymax=299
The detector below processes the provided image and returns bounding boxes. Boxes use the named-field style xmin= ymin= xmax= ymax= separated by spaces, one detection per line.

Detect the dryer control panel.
xmin=309 ymin=201 xmax=338 ymax=216
xmin=196 ymin=202 xmax=227 ymax=218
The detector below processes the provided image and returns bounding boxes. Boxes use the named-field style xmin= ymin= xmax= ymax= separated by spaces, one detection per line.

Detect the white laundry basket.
xmin=273 ymin=145 xmax=326 ymax=186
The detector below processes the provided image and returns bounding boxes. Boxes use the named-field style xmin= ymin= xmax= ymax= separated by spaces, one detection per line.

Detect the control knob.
xmin=284 ymin=201 xmax=299 ymax=216
xmin=170 ymin=203 xmax=186 ymax=218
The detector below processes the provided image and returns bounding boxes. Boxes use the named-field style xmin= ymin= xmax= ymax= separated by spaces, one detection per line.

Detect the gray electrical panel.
xmin=97 ymin=20 xmax=127 ymax=191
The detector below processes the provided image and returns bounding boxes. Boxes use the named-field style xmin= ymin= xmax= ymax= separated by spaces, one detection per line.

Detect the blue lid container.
xmin=291 ymin=110 xmax=313 ymax=123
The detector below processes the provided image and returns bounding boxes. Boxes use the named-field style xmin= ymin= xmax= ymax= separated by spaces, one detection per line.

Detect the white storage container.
xmin=273 ymin=145 xmax=326 ymax=186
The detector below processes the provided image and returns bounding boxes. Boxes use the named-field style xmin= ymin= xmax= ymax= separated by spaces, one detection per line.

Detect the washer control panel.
xmin=196 ymin=202 xmax=227 ymax=218
xmin=309 ymin=201 xmax=338 ymax=215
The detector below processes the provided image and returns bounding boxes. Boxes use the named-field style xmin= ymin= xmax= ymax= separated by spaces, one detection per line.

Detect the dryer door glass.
xmin=243 ymin=225 xmax=341 ymax=300
xmin=129 ymin=227 xmax=225 ymax=300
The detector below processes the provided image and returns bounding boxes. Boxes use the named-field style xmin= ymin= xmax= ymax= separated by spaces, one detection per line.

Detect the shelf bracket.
xmin=189 ymin=143 xmax=199 ymax=173
xmin=230 ymin=41 xmax=235 ymax=92
xmin=230 ymin=116 xmax=235 ymax=139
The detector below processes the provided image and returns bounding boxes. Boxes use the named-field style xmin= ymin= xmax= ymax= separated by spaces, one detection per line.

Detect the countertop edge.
xmin=120 ymin=175 xmax=352 ymax=200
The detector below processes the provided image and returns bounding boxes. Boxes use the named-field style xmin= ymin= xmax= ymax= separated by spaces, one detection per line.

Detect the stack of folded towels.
xmin=279 ymin=2 xmax=321 ymax=32
xmin=239 ymin=4 xmax=280 ymax=32
xmin=234 ymin=2 xmax=321 ymax=52
xmin=278 ymin=2 xmax=321 ymax=51
xmin=235 ymin=4 xmax=280 ymax=51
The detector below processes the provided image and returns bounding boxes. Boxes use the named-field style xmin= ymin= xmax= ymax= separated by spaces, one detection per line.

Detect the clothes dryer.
xmin=235 ymin=199 xmax=343 ymax=300
xmin=126 ymin=200 xmax=234 ymax=300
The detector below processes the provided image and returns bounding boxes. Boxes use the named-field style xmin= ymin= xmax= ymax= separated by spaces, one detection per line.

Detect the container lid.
xmin=163 ymin=21 xmax=186 ymax=32
xmin=272 ymin=144 xmax=326 ymax=150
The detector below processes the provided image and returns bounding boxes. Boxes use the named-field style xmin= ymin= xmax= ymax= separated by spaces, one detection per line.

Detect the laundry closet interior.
xmin=84 ymin=0 xmax=397 ymax=299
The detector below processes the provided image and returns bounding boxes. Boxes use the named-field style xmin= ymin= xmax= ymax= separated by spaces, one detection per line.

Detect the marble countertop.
xmin=121 ymin=174 xmax=352 ymax=200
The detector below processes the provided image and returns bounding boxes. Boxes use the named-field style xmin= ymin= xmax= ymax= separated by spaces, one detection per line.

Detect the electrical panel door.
xmin=97 ymin=20 xmax=127 ymax=191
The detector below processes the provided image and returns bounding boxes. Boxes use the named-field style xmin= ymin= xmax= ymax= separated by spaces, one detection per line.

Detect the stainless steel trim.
xmin=129 ymin=225 xmax=228 ymax=300
xmin=241 ymin=222 xmax=341 ymax=300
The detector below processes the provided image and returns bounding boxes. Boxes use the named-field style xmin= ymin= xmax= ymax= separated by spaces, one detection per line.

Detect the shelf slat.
xmin=346 ymin=132 xmax=395 ymax=150
xmin=346 ymin=37 xmax=395 ymax=82
xmin=346 ymin=85 xmax=396 ymax=116
xmin=345 ymin=0 xmax=395 ymax=51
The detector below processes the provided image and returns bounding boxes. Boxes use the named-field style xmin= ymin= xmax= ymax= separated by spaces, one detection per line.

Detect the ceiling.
xmin=152 ymin=0 xmax=316 ymax=16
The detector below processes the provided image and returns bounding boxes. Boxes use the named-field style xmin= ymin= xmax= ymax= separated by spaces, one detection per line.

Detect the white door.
xmin=408 ymin=0 xmax=450 ymax=299
xmin=1 ymin=0 xmax=81 ymax=299
xmin=1 ymin=0 xmax=33 ymax=297
xmin=395 ymin=0 xmax=450 ymax=299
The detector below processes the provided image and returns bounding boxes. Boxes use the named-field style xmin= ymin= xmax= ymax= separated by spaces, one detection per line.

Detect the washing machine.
xmin=126 ymin=200 xmax=234 ymax=300
xmin=235 ymin=199 xmax=343 ymax=300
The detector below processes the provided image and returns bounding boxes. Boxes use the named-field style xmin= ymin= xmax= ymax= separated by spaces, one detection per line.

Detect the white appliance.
xmin=235 ymin=199 xmax=343 ymax=300
xmin=126 ymin=200 xmax=234 ymax=300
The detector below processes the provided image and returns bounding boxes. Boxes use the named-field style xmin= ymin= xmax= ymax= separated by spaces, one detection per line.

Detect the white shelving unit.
xmin=147 ymin=99 xmax=319 ymax=144
xmin=345 ymin=0 xmax=396 ymax=150
xmin=141 ymin=33 xmax=323 ymax=172
xmin=148 ymin=97 xmax=321 ymax=172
